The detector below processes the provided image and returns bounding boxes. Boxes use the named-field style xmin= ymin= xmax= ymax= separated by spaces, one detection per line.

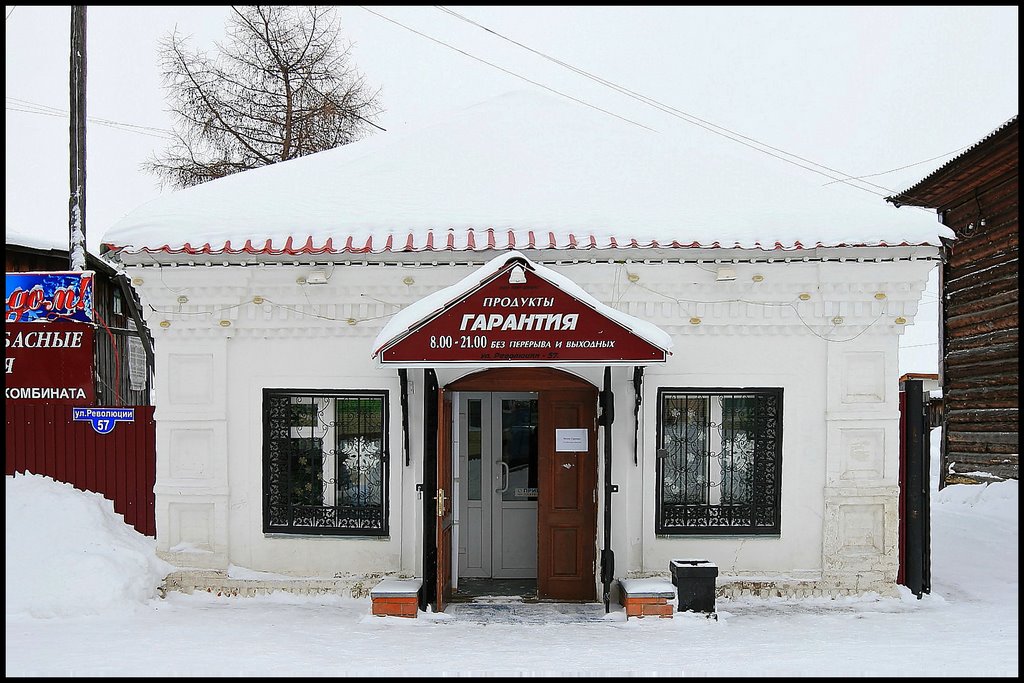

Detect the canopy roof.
xmin=373 ymin=251 xmax=672 ymax=367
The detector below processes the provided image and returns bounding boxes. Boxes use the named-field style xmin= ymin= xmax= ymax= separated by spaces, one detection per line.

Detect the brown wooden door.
xmin=537 ymin=389 xmax=598 ymax=601
xmin=435 ymin=390 xmax=454 ymax=611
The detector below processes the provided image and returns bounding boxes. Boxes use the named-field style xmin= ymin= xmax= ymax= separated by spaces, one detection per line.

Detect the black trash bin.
xmin=669 ymin=559 xmax=718 ymax=614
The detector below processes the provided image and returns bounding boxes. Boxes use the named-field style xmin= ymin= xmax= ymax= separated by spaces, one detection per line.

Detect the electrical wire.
xmin=821 ymin=145 xmax=972 ymax=186
xmin=356 ymin=6 xmax=656 ymax=133
xmin=431 ymin=6 xmax=963 ymax=206
xmin=94 ymin=311 xmax=123 ymax=405
xmin=623 ymin=272 xmax=896 ymax=344
xmin=147 ymin=301 xmax=247 ymax=316
xmin=6 ymin=97 xmax=177 ymax=140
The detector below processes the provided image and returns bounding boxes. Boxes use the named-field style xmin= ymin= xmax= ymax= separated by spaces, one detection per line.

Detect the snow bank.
xmin=934 ymin=478 xmax=1019 ymax=520
xmin=5 ymin=473 xmax=173 ymax=618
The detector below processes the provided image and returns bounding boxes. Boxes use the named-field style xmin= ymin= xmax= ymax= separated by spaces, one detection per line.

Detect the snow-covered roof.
xmin=372 ymin=251 xmax=673 ymax=357
xmin=101 ymin=89 xmax=952 ymax=257
xmin=6 ymin=229 xmax=67 ymax=252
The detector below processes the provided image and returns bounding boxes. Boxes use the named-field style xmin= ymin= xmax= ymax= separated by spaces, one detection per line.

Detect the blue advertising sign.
xmin=5 ymin=271 xmax=95 ymax=323
xmin=72 ymin=407 xmax=134 ymax=435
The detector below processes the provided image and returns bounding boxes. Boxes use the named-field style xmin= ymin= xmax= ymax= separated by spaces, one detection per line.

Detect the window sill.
xmin=263 ymin=532 xmax=391 ymax=541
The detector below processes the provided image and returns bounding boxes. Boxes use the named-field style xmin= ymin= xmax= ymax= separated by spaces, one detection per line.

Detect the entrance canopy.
xmin=372 ymin=252 xmax=672 ymax=367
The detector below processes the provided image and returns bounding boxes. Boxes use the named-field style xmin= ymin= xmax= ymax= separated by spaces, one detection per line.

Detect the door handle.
xmin=496 ymin=460 xmax=509 ymax=493
xmin=436 ymin=488 xmax=446 ymax=517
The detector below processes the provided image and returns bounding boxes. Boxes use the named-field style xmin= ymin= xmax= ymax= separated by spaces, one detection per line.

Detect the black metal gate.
xmin=899 ymin=377 xmax=932 ymax=597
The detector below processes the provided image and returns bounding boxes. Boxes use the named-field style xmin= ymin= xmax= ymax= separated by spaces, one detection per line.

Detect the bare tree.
xmin=145 ymin=5 xmax=383 ymax=188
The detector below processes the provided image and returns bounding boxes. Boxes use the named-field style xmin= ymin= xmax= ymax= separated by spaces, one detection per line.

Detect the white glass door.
xmin=457 ymin=392 xmax=538 ymax=579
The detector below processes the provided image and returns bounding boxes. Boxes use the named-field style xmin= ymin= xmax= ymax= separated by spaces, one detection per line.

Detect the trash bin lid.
xmin=669 ymin=559 xmax=719 ymax=579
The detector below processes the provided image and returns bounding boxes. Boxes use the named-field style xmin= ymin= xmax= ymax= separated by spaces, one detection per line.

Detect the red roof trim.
xmin=103 ymin=229 xmax=930 ymax=256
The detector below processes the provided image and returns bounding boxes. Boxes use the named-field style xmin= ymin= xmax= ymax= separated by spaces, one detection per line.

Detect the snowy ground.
xmin=5 ymin=429 xmax=1018 ymax=677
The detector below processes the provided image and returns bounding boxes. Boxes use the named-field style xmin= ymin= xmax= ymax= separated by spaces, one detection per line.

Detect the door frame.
xmin=435 ymin=389 xmax=454 ymax=612
xmin=445 ymin=368 xmax=599 ymax=602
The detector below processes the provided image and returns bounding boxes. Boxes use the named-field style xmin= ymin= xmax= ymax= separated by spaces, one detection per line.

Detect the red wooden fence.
xmin=5 ymin=403 xmax=156 ymax=536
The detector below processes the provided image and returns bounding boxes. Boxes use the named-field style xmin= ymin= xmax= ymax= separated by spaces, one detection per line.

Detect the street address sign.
xmin=72 ymin=407 xmax=135 ymax=435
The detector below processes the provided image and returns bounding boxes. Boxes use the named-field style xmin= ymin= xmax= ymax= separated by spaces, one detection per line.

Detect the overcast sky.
xmin=5 ymin=6 xmax=1017 ymax=252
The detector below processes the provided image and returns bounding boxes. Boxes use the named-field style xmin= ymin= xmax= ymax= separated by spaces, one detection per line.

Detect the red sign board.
xmin=378 ymin=263 xmax=667 ymax=365
xmin=5 ymin=322 xmax=95 ymax=403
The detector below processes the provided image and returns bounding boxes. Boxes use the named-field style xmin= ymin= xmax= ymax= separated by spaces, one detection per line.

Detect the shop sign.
xmin=378 ymin=264 xmax=668 ymax=365
xmin=5 ymin=271 xmax=95 ymax=323
xmin=5 ymin=322 xmax=95 ymax=403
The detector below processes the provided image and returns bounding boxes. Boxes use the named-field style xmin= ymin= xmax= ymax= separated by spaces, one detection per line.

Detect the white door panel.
xmin=458 ymin=392 xmax=538 ymax=580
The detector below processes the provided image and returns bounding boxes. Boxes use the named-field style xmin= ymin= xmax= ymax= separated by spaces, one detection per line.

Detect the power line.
xmin=6 ymin=97 xmax=177 ymax=140
xmin=821 ymin=145 xmax=972 ymax=186
xmin=434 ymin=6 xmax=889 ymax=195
xmin=431 ymin=6 xmax=950 ymax=204
xmin=6 ymin=104 xmax=175 ymax=140
xmin=8 ymin=96 xmax=175 ymax=134
xmin=356 ymin=6 xmax=657 ymax=133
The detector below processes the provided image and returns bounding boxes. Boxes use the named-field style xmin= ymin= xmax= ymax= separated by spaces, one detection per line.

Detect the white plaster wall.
xmin=631 ymin=333 xmax=828 ymax=579
xmin=228 ymin=335 xmax=408 ymax=576
xmin=124 ymin=248 xmax=936 ymax=592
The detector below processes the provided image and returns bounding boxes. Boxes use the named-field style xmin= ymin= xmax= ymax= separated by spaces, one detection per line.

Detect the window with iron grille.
xmin=656 ymin=388 xmax=782 ymax=535
xmin=263 ymin=389 xmax=388 ymax=536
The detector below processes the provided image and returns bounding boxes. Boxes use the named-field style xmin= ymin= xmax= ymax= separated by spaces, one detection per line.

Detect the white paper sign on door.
xmin=555 ymin=428 xmax=588 ymax=452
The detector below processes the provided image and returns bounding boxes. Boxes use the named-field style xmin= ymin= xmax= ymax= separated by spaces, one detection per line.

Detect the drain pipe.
xmin=599 ymin=366 xmax=616 ymax=612
xmin=398 ymin=369 xmax=411 ymax=467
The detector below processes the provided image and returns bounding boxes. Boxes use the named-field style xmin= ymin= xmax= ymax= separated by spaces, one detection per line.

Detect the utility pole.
xmin=69 ymin=6 xmax=87 ymax=270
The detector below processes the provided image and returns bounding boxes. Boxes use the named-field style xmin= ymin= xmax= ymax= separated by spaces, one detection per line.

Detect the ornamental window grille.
xmin=126 ymin=318 xmax=147 ymax=392
xmin=263 ymin=390 xmax=388 ymax=536
xmin=656 ymin=388 xmax=782 ymax=535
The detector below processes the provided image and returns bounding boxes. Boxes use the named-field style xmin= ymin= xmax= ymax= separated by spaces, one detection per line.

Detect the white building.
xmin=101 ymin=91 xmax=949 ymax=609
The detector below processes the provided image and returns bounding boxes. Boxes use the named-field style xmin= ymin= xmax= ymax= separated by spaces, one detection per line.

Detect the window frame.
xmin=655 ymin=386 xmax=783 ymax=536
xmin=262 ymin=388 xmax=390 ymax=537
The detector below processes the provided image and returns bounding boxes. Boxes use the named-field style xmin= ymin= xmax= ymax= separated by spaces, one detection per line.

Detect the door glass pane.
xmin=467 ymin=399 xmax=482 ymax=501
xmin=501 ymin=399 xmax=538 ymax=501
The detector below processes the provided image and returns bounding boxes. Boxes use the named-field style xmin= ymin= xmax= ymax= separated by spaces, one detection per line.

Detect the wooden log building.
xmin=887 ymin=115 xmax=1019 ymax=486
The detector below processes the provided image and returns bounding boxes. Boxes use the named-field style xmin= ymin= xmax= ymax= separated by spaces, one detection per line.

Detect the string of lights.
xmin=141 ymin=258 xmax=915 ymax=342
